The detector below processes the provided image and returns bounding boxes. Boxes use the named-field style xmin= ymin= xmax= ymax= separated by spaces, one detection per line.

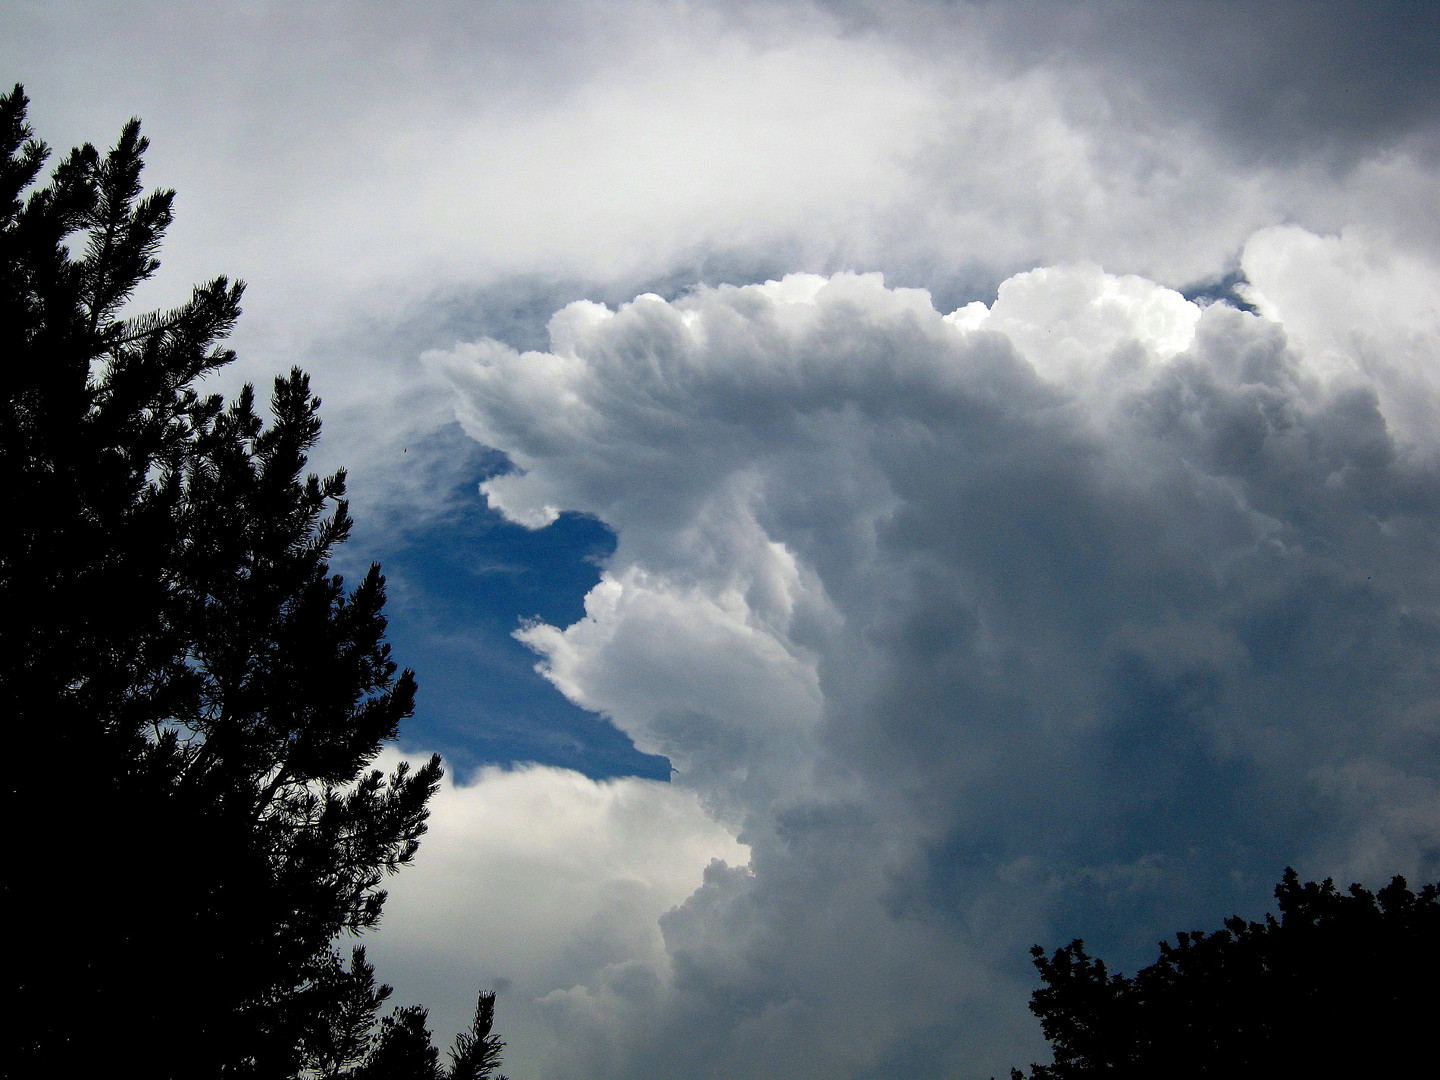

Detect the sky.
xmin=4 ymin=2 xmax=1440 ymax=1076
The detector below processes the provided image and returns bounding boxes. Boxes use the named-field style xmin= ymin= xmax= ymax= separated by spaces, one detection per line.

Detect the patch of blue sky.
xmin=341 ymin=429 xmax=670 ymax=783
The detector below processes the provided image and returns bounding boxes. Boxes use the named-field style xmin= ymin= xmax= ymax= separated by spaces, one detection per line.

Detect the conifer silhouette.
xmin=1 ymin=84 xmax=506 ymax=1080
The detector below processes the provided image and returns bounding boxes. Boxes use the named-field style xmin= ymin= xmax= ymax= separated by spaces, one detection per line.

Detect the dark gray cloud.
xmin=1045 ymin=0 xmax=1440 ymax=164
xmin=823 ymin=0 xmax=1440 ymax=164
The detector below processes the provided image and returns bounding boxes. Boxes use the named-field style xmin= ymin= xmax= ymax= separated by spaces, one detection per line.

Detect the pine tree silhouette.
xmin=1 ymin=84 xmax=506 ymax=1080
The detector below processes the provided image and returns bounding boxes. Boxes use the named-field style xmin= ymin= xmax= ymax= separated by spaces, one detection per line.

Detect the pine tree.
xmin=1 ymin=84 xmax=506 ymax=1079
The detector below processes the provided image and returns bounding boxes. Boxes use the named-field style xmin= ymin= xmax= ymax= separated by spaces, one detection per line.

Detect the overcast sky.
xmin=5 ymin=2 xmax=1439 ymax=1077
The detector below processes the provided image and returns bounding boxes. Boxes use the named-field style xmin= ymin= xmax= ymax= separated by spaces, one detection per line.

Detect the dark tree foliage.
xmin=0 ymin=85 xmax=506 ymax=1079
xmin=1009 ymin=867 xmax=1439 ymax=1079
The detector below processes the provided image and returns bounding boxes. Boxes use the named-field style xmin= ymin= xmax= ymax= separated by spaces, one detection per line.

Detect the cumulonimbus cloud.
xmin=418 ymin=223 xmax=1440 ymax=1077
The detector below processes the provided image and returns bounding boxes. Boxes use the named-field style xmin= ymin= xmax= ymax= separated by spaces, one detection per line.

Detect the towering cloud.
xmin=415 ymin=226 xmax=1440 ymax=1076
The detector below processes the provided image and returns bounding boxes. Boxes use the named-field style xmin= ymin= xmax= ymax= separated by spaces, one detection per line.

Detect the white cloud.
xmin=363 ymin=756 xmax=747 ymax=1076
xmin=425 ymin=231 xmax=1440 ymax=1076
xmin=1239 ymin=225 xmax=1440 ymax=446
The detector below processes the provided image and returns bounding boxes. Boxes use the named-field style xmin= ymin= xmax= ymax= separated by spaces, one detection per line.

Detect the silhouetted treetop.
xmin=1009 ymin=867 xmax=1438 ymax=1079
xmin=1 ymin=83 xmax=507 ymax=1080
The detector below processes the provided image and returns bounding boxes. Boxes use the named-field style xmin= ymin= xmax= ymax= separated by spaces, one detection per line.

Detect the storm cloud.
xmin=414 ymin=227 xmax=1440 ymax=1075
